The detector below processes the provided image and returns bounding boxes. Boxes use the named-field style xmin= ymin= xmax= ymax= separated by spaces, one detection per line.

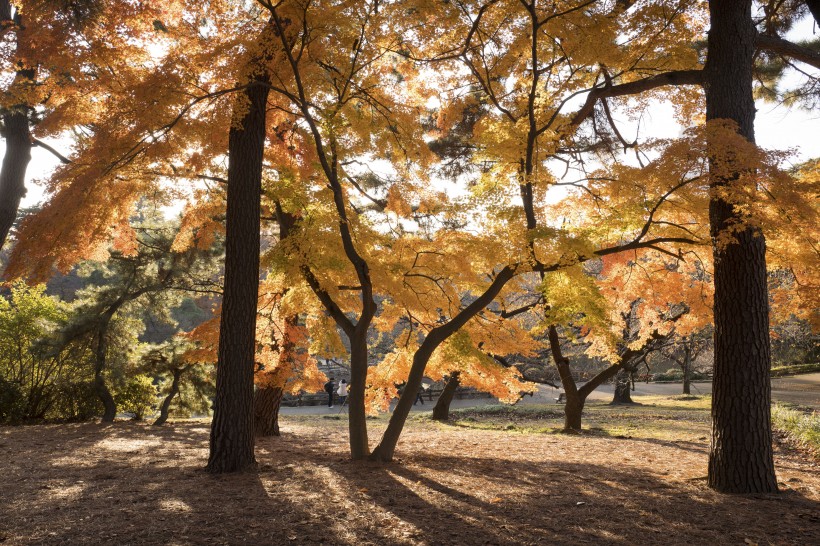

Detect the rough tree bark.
xmin=611 ymin=369 xmax=634 ymax=405
xmin=705 ymin=0 xmax=777 ymax=494
xmin=253 ymin=386 xmax=283 ymax=437
xmin=0 ymin=3 xmax=34 ymax=251
xmin=206 ymin=36 xmax=272 ymax=473
xmin=431 ymin=372 xmax=460 ymax=421
xmin=153 ymin=367 xmax=183 ymax=426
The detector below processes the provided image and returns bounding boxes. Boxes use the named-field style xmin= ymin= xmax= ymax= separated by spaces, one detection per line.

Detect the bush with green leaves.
xmin=114 ymin=374 xmax=157 ymax=419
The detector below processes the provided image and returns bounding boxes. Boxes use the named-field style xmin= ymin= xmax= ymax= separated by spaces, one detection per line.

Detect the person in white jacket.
xmin=337 ymin=379 xmax=348 ymax=406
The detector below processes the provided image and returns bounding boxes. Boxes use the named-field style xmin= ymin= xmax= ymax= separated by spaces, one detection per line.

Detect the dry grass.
xmin=1 ymin=400 xmax=819 ymax=545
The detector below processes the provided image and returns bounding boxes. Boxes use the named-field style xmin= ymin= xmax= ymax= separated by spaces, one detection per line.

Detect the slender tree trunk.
xmin=94 ymin=316 xmax=116 ymax=422
xmin=369 ymin=268 xmax=515 ymax=462
xmin=611 ymin=369 xmax=634 ymax=405
xmin=153 ymin=367 xmax=183 ymax=426
xmin=682 ymin=345 xmax=691 ymax=395
xmin=253 ymin=386 xmax=283 ymax=437
xmin=432 ymin=372 xmax=460 ymax=421
xmin=206 ymin=52 xmax=271 ymax=474
xmin=348 ymin=332 xmax=370 ymax=459
xmin=705 ymin=0 xmax=777 ymax=494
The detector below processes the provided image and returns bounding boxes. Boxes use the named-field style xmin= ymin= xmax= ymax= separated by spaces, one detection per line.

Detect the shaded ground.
xmin=1 ymin=399 xmax=819 ymax=545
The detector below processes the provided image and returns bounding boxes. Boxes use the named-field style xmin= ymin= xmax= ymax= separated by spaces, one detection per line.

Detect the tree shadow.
xmin=1 ymin=421 xmax=819 ymax=545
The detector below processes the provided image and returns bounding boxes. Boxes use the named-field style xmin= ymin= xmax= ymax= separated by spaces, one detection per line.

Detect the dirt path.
xmin=1 ymin=419 xmax=818 ymax=545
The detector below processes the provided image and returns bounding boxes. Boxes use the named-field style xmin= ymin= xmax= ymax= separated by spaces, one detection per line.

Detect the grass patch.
xmin=771 ymin=362 xmax=820 ymax=377
xmin=445 ymin=395 xmax=712 ymax=441
xmin=772 ymin=403 xmax=820 ymax=458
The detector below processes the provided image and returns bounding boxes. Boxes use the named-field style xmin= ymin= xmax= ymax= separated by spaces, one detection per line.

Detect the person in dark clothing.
xmin=324 ymin=377 xmax=336 ymax=408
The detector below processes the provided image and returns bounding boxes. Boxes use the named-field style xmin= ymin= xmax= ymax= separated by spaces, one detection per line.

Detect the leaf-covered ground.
xmin=1 ymin=398 xmax=819 ymax=545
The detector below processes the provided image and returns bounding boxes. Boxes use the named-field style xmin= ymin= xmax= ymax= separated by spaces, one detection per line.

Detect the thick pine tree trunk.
xmin=705 ymin=0 xmax=777 ymax=494
xmin=206 ymin=60 xmax=271 ymax=474
xmin=432 ymin=372 xmax=460 ymax=421
xmin=611 ymin=369 xmax=634 ymax=405
xmin=153 ymin=367 xmax=183 ymax=426
xmin=0 ymin=2 xmax=34 ymax=252
xmin=0 ymin=108 xmax=32 ymax=251
xmin=254 ymin=386 xmax=283 ymax=437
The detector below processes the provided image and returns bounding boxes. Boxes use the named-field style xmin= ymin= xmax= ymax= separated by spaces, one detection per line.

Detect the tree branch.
xmin=756 ymin=33 xmax=820 ymax=70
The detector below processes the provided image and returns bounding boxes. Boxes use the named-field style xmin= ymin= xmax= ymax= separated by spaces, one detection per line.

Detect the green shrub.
xmin=115 ymin=374 xmax=157 ymax=419
xmin=50 ymin=381 xmax=103 ymax=421
xmin=0 ymin=378 xmax=26 ymax=424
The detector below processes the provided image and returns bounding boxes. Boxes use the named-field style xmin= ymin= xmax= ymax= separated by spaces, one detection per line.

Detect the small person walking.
xmin=324 ymin=377 xmax=336 ymax=408
xmin=337 ymin=379 xmax=348 ymax=407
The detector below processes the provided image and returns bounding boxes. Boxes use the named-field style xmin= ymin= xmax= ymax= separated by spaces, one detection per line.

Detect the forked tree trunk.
xmin=254 ymin=386 xmax=283 ymax=437
xmin=705 ymin=0 xmax=777 ymax=493
xmin=432 ymin=372 xmax=460 ymax=421
xmin=206 ymin=39 xmax=272 ymax=473
xmin=153 ymin=367 xmax=183 ymax=426
xmin=563 ymin=391 xmax=585 ymax=431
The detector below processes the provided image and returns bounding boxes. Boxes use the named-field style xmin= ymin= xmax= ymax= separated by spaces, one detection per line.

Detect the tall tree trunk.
xmin=206 ymin=52 xmax=271 ymax=474
xmin=611 ymin=369 xmax=634 ymax=405
xmin=432 ymin=372 xmax=460 ymax=421
xmin=253 ymin=386 xmax=283 ymax=437
xmin=705 ymin=0 xmax=777 ymax=494
xmin=0 ymin=4 xmax=34 ymax=251
xmin=682 ymin=344 xmax=692 ymax=395
xmin=347 ymin=332 xmax=370 ymax=460
xmin=153 ymin=367 xmax=183 ymax=426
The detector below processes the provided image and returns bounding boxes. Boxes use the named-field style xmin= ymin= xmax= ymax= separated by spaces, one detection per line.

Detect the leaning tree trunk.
xmin=254 ymin=386 xmax=283 ymax=437
xmin=206 ymin=47 xmax=271 ymax=474
xmin=705 ymin=0 xmax=777 ymax=493
xmin=432 ymin=372 xmax=460 ymax=421
xmin=153 ymin=367 xmax=183 ymax=426
xmin=611 ymin=369 xmax=634 ymax=405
